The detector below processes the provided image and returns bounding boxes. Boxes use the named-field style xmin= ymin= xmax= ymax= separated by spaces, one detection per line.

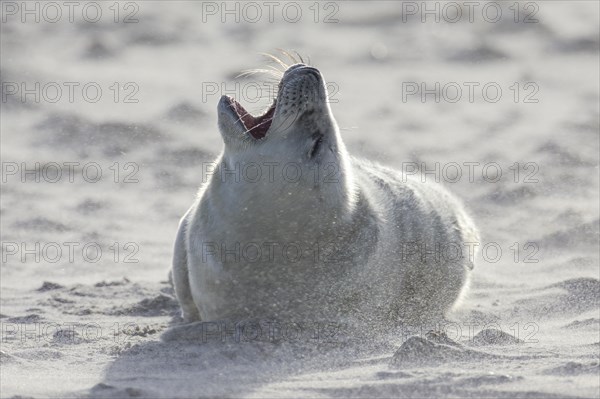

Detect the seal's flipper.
xmin=171 ymin=215 xmax=200 ymax=323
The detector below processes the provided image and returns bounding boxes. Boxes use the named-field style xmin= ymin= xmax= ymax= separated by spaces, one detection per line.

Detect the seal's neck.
xmin=205 ymin=152 xmax=361 ymax=241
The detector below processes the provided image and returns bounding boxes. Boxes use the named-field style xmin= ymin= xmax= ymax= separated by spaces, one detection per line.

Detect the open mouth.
xmin=226 ymin=96 xmax=276 ymax=140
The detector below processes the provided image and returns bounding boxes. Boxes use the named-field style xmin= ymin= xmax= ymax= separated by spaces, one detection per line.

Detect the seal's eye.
xmin=309 ymin=133 xmax=324 ymax=158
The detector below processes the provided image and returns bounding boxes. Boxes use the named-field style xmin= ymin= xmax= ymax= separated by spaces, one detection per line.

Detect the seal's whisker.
xmin=235 ymin=69 xmax=259 ymax=79
xmin=266 ymin=65 xmax=285 ymax=75
xmin=293 ymin=50 xmax=305 ymax=64
xmin=233 ymin=111 xmax=253 ymax=125
xmin=244 ymin=116 xmax=274 ymax=134
xmin=237 ymin=68 xmax=283 ymax=80
xmin=268 ymin=110 xmax=299 ymax=133
xmin=279 ymin=49 xmax=298 ymax=65
xmin=260 ymin=52 xmax=289 ymax=70
xmin=233 ymin=108 xmax=274 ymax=127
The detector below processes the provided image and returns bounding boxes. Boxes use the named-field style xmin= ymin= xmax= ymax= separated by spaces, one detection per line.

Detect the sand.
xmin=1 ymin=1 xmax=598 ymax=398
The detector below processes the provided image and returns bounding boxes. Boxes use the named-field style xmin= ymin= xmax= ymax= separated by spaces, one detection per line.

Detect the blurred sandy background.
xmin=1 ymin=1 xmax=599 ymax=398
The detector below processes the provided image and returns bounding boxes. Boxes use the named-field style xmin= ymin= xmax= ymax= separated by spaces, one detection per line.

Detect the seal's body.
xmin=172 ymin=63 xmax=478 ymax=328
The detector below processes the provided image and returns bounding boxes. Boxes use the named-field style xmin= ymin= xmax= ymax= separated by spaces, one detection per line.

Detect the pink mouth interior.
xmin=228 ymin=97 xmax=276 ymax=140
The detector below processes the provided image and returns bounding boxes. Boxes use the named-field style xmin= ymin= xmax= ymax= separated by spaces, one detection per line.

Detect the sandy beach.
xmin=1 ymin=1 xmax=599 ymax=398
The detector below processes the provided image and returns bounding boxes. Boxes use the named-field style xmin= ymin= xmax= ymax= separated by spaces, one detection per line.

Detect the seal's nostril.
xmin=302 ymin=67 xmax=321 ymax=79
xmin=283 ymin=63 xmax=310 ymax=78
xmin=283 ymin=65 xmax=321 ymax=81
xmin=286 ymin=63 xmax=306 ymax=72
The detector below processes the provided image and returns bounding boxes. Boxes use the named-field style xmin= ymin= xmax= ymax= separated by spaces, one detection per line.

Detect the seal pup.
xmin=170 ymin=56 xmax=479 ymax=333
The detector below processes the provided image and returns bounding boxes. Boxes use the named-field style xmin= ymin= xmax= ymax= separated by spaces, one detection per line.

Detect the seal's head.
xmin=213 ymin=63 xmax=357 ymax=225
xmin=217 ymin=63 xmax=338 ymax=160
